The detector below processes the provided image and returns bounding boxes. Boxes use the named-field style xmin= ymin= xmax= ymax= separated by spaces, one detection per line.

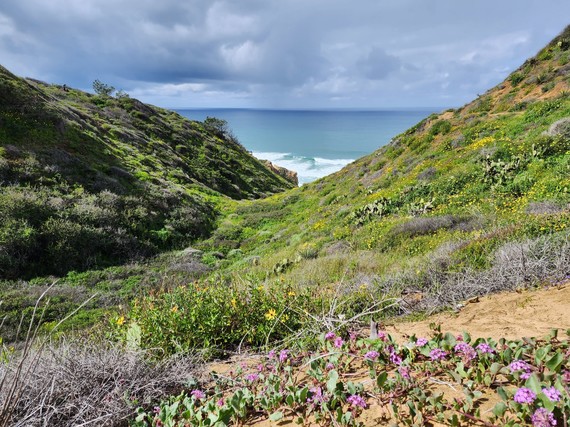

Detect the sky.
xmin=1 ymin=1 xmax=569 ymax=110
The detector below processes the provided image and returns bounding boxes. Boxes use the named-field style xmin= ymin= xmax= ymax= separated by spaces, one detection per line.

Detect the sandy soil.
xmin=385 ymin=283 xmax=570 ymax=342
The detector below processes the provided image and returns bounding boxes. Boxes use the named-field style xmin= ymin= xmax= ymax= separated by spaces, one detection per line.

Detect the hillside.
xmin=203 ymin=25 xmax=570 ymax=307
xmin=0 ymin=66 xmax=294 ymax=278
xmin=0 ymin=25 xmax=569 ymax=427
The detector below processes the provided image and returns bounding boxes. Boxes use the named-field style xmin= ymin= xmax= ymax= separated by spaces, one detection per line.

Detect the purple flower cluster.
xmin=334 ymin=336 xmax=344 ymax=348
xmin=325 ymin=331 xmax=336 ymax=341
xmin=347 ymin=394 xmax=367 ymax=409
xmin=509 ymin=359 xmax=532 ymax=379
xmin=388 ymin=346 xmax=403 ymax=365
xmin=364 ymin=350 xmax=380 ymax=360
xmin=531 ymin=408 xmax=557 ymax=427
xmin=191 ymin=389 xmax=206 ymax=400
xmin=308 ymin=386 xmax=328 ymax=405
xmin=513 ymin=387 xmax=536 ymax=404
xmin=279 ymin=349 xmax=289 ymax=363
xmin=454 ymin=342 xmax=477 ymax=361
xmin=542 ymin=386 xmax=562 ymax=402
xmin=429 ymin=348 xmax=447 ymax=361
xmin=415 ymin=337 xmax=428 ymax=347
xmin=475 ymin=343 xmax=494 ymax=354
xmin=245 ymin=373 xmax=259 ymax=382
xmin=398 ymin=366 xmax=411 ymax=380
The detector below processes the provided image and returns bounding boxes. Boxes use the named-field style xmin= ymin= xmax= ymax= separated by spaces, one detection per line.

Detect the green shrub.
xmin=122 ymin=281 xmax=319 ymax=357
xmin=509 ymin=72 xmax=524 ymax=86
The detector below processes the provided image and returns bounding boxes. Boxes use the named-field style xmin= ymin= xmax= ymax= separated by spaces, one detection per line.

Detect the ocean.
xmin=177 ymin=109 xmax=435 ymax=184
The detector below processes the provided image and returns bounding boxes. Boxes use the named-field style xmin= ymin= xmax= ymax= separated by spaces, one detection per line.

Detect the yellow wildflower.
xmin=265 ymin=309 xmax=277 ymax=321
xmin=116 ymin=316 xmax=125 ymax=326
xmin=171 ymin=305 xmax=178 ymax=313
xmin=231 ymin=298 xmax=237 ymax=308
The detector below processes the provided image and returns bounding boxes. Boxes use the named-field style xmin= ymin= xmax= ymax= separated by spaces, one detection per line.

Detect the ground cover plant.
xmin=133 ymin=326 xmax=570 ymax=426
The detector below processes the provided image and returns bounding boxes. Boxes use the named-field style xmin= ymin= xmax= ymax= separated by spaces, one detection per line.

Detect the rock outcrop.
xmin=262 ymin=160 xmax=299 ymax=186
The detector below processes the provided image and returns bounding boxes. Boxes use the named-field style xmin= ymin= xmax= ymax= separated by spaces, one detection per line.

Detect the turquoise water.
xmin=177 ymin=109 xmax=434 ymax=184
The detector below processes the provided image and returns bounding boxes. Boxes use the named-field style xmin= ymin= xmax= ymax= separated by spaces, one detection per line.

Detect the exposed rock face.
xmin=262 ymin=160 xmax=299 ymax=186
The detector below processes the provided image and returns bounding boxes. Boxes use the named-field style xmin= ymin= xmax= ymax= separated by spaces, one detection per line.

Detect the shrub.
xmin=509 ymin=72 xmax=524 ymax=86
xmin=123 ymin=281 xmax=317 ymax=357
xmin=92 ymin=79 xmax=115 ymax=97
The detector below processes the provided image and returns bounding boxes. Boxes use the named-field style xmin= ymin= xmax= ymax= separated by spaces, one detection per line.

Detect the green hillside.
xmin=1 ymin=24 xmax=570 ymax=427
xmin=0 ymin=66 xmax=294 ymax=279
xmin=1 ymin=26 xmax=569 ymax=348
xmin=209 ymin=25 xmax=570 ymax=287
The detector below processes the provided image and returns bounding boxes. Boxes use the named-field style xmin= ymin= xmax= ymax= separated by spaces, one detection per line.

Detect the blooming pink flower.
xmin=416 ymin=337 xmax=428 ymax=346
xmin=191 ymin=389 xmax=206 ymax=400
xmin=531 ymin=408 xmax=557 ymax=427
xmin=476 ymin=343 xmax=494 ymax=354
xmin=334 ymin=336 xmax=344 ymax=348
xmin=268 ymin=349 xmax=276 ymax=359
xmin=279 ymin=349 xmax=289 ymax=363
xmin=513 ymin=387 xmax=536 ymax=404
xmin=364 ymin=351 xmax=380 ymax=360
xmin=245 ymin=373 xmax=259 ymax=382
xmin=347 ymin=394 xmax=367 ymax=409
xmin=454 ymin=342 xmax=476 ymax=362
xmin=325 ymin=363 xmax=335 ymax=370
xmin=217 ymin=398 xmax=225 ymax=407
xmin=398 ymin=366 xmax=411 ymax=379
xmin=308 ymin=386 xmax=328 ymax=405
xmin=509 ymin=360 xmax=531 ymax=372
xmin=388 ymin=346 xmax=402 ymax=365
xmin=542 ymin=386 xmax=562 ymax=402
xmin=325 ymin=331 xmax=336 ymax=341
xmin=429 ymin=348 xmax=447 ymax=361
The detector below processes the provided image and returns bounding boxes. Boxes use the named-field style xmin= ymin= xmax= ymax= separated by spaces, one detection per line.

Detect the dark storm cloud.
xmin=0 ymin=0 xmax=569 ymax=107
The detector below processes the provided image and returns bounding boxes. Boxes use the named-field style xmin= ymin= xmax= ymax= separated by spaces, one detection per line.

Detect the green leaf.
xmin=126 ymin=322 xmax=142 ymax=350
xmin=269 ymin=411 xmax=283 ymax=421
xmin=497 ymin=387 xmax=508 ymax=402
xmin=376 ymin=371 xmax=388 ymax=389
xmin=447 ymin=369 xmax=462 ymax=383
xmin=545 ymin=352 xmax=564 ymax=372
xmin=538 ymin=393 xmax=556 ymax=411
xmin=492 ymin=402 xmax=507 ymax=417
xmin=326 ymin=370 xmax=339 ymax=394
xmin=525 ymin=373 xmax=541 ymax=394
xmin=490 ymin=362 xmax=502 ymax=375
xmin=535 ymin=344 xmax=551 ymax=364
xmin=298 ymin=386 xmax=309 ymax=403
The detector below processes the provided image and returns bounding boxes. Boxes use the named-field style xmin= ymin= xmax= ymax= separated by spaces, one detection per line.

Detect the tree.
xmin=92 ymin=79 xmax=115 ymax=97
xmin=203 ymin=116 xmax=229 ymax=136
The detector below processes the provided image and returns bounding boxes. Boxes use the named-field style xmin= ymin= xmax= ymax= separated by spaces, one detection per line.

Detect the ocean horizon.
xmin=177 ymin=108 xmax=437 ymax=184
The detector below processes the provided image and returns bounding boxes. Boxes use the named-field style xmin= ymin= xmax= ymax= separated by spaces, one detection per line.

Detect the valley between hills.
xmin=0 ymin=25 xmax=570 ymax=427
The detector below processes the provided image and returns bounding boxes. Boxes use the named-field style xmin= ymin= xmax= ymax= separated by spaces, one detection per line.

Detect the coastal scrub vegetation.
xmin=1 ymin=25 xmax=570 ymax=426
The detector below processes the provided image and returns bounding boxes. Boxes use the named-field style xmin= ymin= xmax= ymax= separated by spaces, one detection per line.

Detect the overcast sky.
xmin=1 ymin=1 xmax=569 ymax=109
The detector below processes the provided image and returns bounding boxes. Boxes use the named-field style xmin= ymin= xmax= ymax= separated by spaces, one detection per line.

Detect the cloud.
xmin=357 ymin=47 xmax=402 ymax=80
xmin=0 ymin=0 xmax=569 ymax=107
